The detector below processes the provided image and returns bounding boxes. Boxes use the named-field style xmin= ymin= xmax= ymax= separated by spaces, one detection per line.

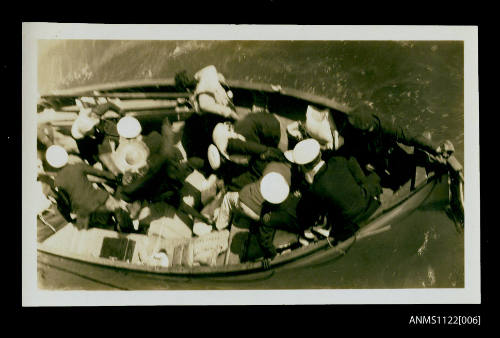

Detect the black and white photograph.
xmin=22 ymin=24 xmax=479 ymax=306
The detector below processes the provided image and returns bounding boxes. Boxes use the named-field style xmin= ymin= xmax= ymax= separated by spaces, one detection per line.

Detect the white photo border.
xmin=22 ymin=24 xmax=479 ymax=306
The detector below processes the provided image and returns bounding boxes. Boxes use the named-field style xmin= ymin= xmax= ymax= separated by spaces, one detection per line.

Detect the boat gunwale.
xmin=37 ymin=175 xmax=441 ymax=276
xmin=36 ymin=79 xmax=452 ymax=277
xmin=39 ymin=78 xmax=352 ymax=114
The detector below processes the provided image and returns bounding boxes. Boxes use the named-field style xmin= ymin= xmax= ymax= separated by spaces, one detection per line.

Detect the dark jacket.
xmin=224 ymin=113 xmax=285 ymax=190
xmin=297 ymin=156 xmax=381 ymax=229
xmin=234 ymin=112 xmax=281 ymax=147
xmin=54 ymin=163 xmax=116 ymax=217
xmin=115 ymin=131 xmax=187 ymax=203
xmin=226 ymin=112 xmax=282 ymax=155
xmin=335 ymin=108 xmax=440 ymax=168
xmin=333 ymin=108 xmax=440 ymax=190
xmin=342 ymin=107 xmax=440 ymax=155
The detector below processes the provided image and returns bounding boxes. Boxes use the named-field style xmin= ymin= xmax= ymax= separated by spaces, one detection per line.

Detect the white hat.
xmin=117 ymin=116 xmax=142 ymax=139
xmin=212 ymin=122 xmax=231 ymax=159
xmin=113 ymin=140 xmax=150 ymax=173
xmin=212 ymin=123 xmax=251 ymax=165
xmin=284 ymin=138 xmax=320 ymax=165
xmin=260 ymin=172 xmax=290 ymax=204
xmin=207 ymin=144 xmax=221 ymax=170
xmin=71 ymin=109 xmax=99 ymax=139
xmin=45 ymin=145 xmax=69 ymax=168
xmin=305 ymin=105 xmax=333 ymax=146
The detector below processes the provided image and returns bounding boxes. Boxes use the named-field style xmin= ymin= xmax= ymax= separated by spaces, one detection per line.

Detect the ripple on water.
xmin=422 ymin=266 xmax=436 ymax=287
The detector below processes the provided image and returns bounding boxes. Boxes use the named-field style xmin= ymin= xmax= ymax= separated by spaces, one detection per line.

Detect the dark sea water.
xmin=37 ymin=40 xmax=464 ymax=289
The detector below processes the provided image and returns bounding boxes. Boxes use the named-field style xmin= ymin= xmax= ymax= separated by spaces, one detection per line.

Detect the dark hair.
xmin=174 ymin=70 xmax=197 ymax=92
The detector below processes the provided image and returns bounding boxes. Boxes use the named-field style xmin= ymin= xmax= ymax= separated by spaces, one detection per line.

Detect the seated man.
xmin=288 ymin=104 xmax=455 ymax=190
xmin=285 ymin=139 xmax=383 ymax=243
xmin=336 ymin=104 xmax=454 ymax=189
xmin=215 ymin=161 xmax=292 ymax=258
xmin=286 ymin=105 xmax=344 ymax=152
xmin=209 ymin=112 xmax=289 ymax=190
xmin=44 ymin=145 xmax=135 ymax=232
xmin=71 ymin=101 xmax=125 ymax=172
xmin=112 ymin=116 xmax=180 ymax=202
xmin=38 ymin=120 xmax=79 ymax=155
xmin=113 ymin=116 xmax=219 ymax=230
xmin=175 ymin=65 xmax=241 ymax=162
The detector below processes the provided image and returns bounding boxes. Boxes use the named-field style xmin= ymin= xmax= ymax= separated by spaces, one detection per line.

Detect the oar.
xmin=446 ymin=155 xmax=464 ymax=228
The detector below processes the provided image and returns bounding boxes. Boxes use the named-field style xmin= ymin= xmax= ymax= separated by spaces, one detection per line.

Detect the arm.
xmin=346 ymin=156 xmax=382 ymax=197
xmin=375 ymin=114 xmax=441 ymax=154
xmin=98 ymin=153 xmax=122 ymax=176
xmin=198 ymin=93 xmax=239 ymax=119
xmin=227 ymin=139 xmax=286 ymax=162
xmin=37 ymin=123 xmax=54 ymax=148
xmin=227 ymin=138 xmax=268 ymax=156
xmin=81 ymin=163 xmax=117 ymax=181
xmin=346 ymin=156 xmax=369 ymax=186
xmin=91 ymin=102 xmax=123 ymax=117
xmin=348 ymin=109 xmax=441 ymax=155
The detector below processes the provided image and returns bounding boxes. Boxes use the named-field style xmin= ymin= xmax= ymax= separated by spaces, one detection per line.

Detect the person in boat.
xmin=44 ymin=145 xmax=136 ymax=232
xmin=112 ymin=116 xmax=220 ymax=230
xmin=253 ymin=181 xmax=306 ymax=260
xmin=38 ymin=118 xmax=79 ymax=155
xmin=336 ymin=103 xmax=455 ymax=189
xmin=208 ymin=112 xmax=289 ymax=190
xmin=215 ymin=162 xmax=292 ymax=248
xmin=71 ymin=101 xmax=125 ymax=173
xmin=174 ymin=65 xmax=242 ymax=168
xmin=285 ymin=138 xmax=383 ymax=243
xmin=112 ymin=116 xmax=182 ymax=204
xmin=287 ymin=104 xmax=455 ymax=190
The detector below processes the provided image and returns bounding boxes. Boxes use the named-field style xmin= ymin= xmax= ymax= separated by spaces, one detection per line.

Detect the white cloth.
xmin=194 ymin=65 xmax=231 ymax=106
xmin=215 ymin=192 xmax=239 ymax=230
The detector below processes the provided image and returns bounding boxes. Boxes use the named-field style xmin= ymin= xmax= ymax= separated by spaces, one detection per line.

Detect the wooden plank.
xmin=42 ymin=92 xmax=191 ymax=100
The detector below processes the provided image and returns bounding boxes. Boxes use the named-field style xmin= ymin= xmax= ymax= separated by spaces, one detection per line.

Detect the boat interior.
xmin=36 ymin=82 xmax=443 ymax=274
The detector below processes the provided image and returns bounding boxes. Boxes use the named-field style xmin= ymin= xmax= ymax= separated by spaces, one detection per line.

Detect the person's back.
xmin=54 ymin=162 xmax=114 ymax=216
xmin=287 ymin=139 xmax=381 ymax=230
xmin=308 ymin=156 xmax=374 ymax=223
xmin=233 ymin=112 xmax=281 ymax=148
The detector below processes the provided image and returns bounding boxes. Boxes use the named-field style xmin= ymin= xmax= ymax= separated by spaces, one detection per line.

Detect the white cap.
xmin=207 ymin=144 xmax=221 ymax=170
xmin=117 ymin=116 xmax=142 ymax=139
xmin=212 ymin=122 xmax=231 ymax=158
xmin=45 ymin=145 xmax=69 ymax=168
xmin=284 ymin=138 xmax=321 ymax=165
xmin=260 ymin=172 xmax=290 ymax=204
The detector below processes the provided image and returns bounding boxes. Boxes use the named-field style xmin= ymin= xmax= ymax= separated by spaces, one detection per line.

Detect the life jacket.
xmin=192 ymin=66 xmax=235 ymax=114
